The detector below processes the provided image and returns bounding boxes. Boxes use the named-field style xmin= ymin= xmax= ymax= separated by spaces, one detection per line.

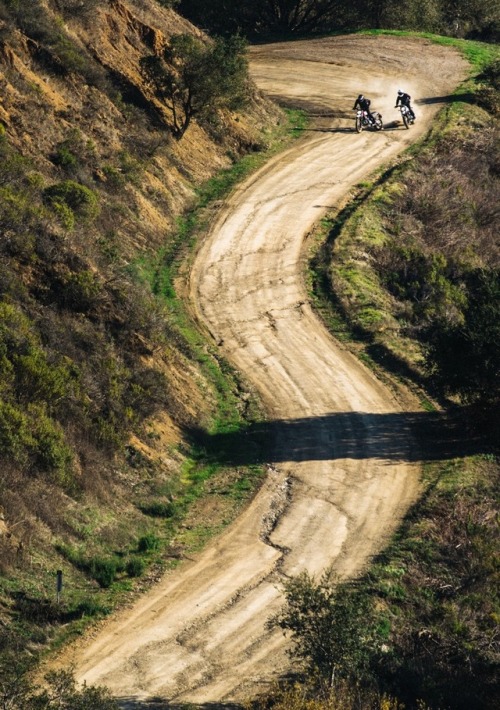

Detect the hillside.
xmin=0 ymin=0 xmax=282 ymax=657
xmin=1 ymin=5 xmax=498 ymax=709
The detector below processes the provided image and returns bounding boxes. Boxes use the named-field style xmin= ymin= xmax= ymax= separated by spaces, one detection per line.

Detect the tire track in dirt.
xmin=59 ymin=35 xmax=468 ymax=706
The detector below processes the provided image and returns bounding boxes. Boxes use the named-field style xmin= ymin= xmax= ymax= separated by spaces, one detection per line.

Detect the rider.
xmin=395 ymin=89 xmax=415 ymax=120
xmin=353 ymin=94 xmax=375 ymax=125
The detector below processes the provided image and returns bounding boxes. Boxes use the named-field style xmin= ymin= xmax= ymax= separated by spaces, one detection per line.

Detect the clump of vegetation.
xmin=141 ymin=33 xmax=249 ymax=138
xmin=43 ymin=180 xmax=100 ymax=223
xmin=0 ymin=655 xmax=118 ymax=710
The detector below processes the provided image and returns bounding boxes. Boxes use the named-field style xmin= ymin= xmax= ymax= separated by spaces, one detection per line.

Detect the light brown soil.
xmin=55 ymin=35 xmax=468 ymax=706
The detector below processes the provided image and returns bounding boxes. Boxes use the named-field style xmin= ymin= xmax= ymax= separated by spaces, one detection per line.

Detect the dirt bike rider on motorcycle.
xmin=353 ymin=94 xmax=376 ymax=125
xmin=395 ymin=89 xmax=415 ymax=120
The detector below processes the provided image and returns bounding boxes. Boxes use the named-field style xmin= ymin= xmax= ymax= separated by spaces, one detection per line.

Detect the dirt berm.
xmin=55 ymin=34 xmax=468 ymax=706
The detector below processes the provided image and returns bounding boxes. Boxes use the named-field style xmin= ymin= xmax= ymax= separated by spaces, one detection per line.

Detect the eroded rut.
xmin=58 ymin=35 xmax=467 ymax=706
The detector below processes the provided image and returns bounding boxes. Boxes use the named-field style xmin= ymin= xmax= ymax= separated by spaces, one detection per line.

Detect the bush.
xmin=270 ymin=570 xmax=376 ymax=685
xmin=88 ymin=557 xmax=118 ymax=588
xmin=43 ymin=180 xmax=99 ymax=221
xmin=29 ymin=405 xmax=74 ymax=484
xmin=424 ymin=268 xmax=500 ymax=409
xmin=126 ymin=557 xmax=145 ymax=578
xmin=51 ymin=145 xmax=78 ymax=171
xmin=137 ymin=533 xmax=160 ymax=553
xmin=75 ymin=598 xmax=110 ymax=618
xmin=141 ymin=501 xmax=177 ymax=518
xmin=59 ymin=270 xmax=102 ymax=312
xmin=0 ymin=402 xmax=32 ymax=466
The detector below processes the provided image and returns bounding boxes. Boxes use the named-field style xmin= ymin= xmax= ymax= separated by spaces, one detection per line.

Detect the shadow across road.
xmin=416 ymin=92 xmax=475 ymax=105
xmin=184 ymin=409 xmax=486 ymax=468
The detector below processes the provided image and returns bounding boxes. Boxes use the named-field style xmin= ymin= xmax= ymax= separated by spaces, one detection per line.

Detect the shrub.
xmin=29 ymin=405 xmax=74 ymax=484
xmin=60 ymin=269 xmax=102 ymax=312
xmin=75 ymin=598 xmax=110 ymax=618
xmin=141 ymin=501 xmax=177 ymax=518
xmin=270 ymin=570 xmax=376 ymax=685
xmin=49 ymin=199 xmax=75 ymax=230
xmin=0 ymin=401 xmax=33 ymax=466
xmin=126 ymin=557 xmax=145 ymax=578
xmin=43 ymin=180 xmax=99 ymax=221
xmin=39 ymin=669 xmax=119 ymax=709
xmin=88 ymin=557 xmax=118 ymax=588
xmin=13 ymin=349 xmax=75 ymax=405
xmin=51 ymin=145 xmax=78 ymax=171
xmin=137 ymin=533 xmax=160 ymax=553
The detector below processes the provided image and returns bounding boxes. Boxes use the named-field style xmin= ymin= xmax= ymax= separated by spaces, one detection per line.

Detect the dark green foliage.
xmin=38 ymin=670 xmax=119 ymax=709
xmin=179 ymin=0 xmax=347 ymax=36
xmin=178 ymin=0 xmax=500 ymax=38
xmin=0 ymin=302 xmax=76 ymax=481
xmin=0 ymin=631 xmax=118 ymax=708
xmin=424 ymin=269 xmax=500 ymax=407
xmin=88 ymin=557 xmax=119 ymax=588
xmin=126 ymin=557 xmax=145 ymax=577
xmin=137 ymin=533 xmax=160 ymax=552
xmin=141 ymin=33 xmax=249 ymax=138
xmin=372 ymin=462 xmax=499 ymax=709
xmin=141 ymin=500 xmax=178 ymax=518
xmin=43 ymin=180 xmax=100 ymax=222
xmin=477 ymin=59 xmax=500 ymax=112
xmin=51 ymin=129 xmax=97 ymax=177
xmin=270 ymin=570 xmax=376 ymax=684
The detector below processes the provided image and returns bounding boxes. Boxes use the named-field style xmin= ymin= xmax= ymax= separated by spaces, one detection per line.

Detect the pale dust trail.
xmin=54 ymin=35 xmax=467 ymax=706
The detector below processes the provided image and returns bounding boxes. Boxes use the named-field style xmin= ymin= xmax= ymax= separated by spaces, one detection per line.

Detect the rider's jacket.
xmin=396 ymin=92 xmax=412 ymax=107
xmin=353 ymin=97 xmax=371 ymax=112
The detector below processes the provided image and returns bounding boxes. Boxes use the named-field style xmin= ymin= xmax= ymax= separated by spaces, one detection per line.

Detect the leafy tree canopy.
xmin=141 ymin=33 xmax=249 ymax=138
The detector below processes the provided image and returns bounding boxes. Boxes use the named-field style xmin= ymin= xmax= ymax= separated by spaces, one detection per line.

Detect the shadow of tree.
xmin=416 ymin=93 xmax=475 ymax=105
xmin=184 ymin=407 xmax=486 ymax=467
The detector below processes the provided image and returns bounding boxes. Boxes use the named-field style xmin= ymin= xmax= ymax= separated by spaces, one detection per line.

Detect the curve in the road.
xmin=64 ymin=35 xmax=467 ymax=706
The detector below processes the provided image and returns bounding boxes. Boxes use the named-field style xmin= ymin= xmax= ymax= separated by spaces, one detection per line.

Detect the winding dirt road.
xmin=65 ymin=35 xmax=467 ymax=706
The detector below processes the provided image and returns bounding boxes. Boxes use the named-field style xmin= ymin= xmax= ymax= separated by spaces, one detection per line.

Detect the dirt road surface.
xmin=63 ymin=35 xmax=467 ymax=706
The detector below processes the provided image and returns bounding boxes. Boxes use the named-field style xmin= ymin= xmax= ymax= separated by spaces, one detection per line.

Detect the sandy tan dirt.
xmin=59 ymin=35 xmax=467 ymax=706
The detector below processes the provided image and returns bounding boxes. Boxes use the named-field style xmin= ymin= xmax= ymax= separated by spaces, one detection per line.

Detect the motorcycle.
xmin=355 ymin=109 xmax=383 ymax=133
xmin=397 ymin=104 xmax=415 ymax=129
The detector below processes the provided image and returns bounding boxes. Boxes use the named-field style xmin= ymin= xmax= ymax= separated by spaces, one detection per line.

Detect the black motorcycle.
xmin=355 ymin=109 xmax=383 ymax=133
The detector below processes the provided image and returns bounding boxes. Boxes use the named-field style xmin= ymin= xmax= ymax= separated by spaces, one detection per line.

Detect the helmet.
xmin=397 ymin=89 xmax=403 ymax=95
xmin=358 ymin=94 xmax=364 ymax=99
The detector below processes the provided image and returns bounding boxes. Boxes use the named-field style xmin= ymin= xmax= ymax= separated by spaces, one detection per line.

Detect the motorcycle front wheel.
xmin=402 ymin=112 xmax=409 ymax=129
xmin=355 ymin=116 xmax=362 ymax=133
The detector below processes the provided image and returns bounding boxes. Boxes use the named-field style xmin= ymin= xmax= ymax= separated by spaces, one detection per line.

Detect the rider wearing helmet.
xmin=395 ymin=89 xmax=415 ymax=120
xmin=353 ymin=94 xmax=375 ymax=125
